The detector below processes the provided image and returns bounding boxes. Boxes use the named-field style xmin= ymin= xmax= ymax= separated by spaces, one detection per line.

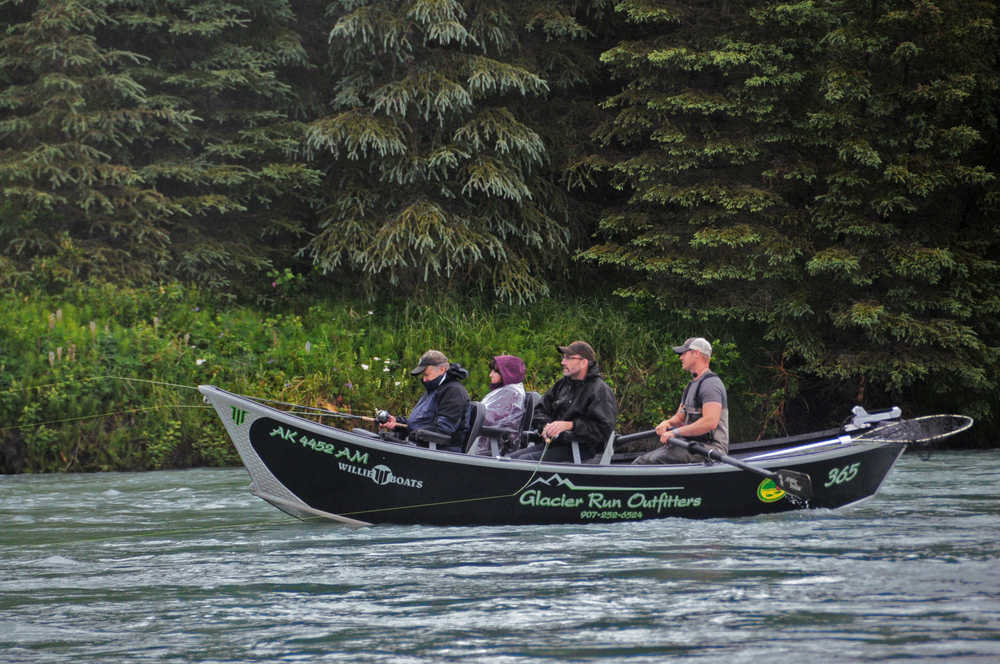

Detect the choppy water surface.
xmin=2 ymin=451 xmax=998 ymax=663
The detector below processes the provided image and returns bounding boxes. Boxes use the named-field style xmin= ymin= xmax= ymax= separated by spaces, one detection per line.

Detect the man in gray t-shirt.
xmin=633 ymin=337 xmax=730 ymax=465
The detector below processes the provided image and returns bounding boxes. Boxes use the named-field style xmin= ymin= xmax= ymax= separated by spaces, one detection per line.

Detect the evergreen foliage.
xmin=100 ymin=0 xmax=321 ymax=293
xmin=303 ymin=0 xmax=577 ymax=302
xmin=0 ymin=0 xmax=321 ymax=294
xmin=0 ymin=0 xmax=192 ymax=286
xmin=801 ymin=0 xmax=1000 ymax=424
xmin=583 ymin=0 xmax=999 ymax=428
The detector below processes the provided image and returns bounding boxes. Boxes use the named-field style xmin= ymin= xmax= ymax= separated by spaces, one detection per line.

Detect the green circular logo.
xmin=757 ymin=478 xmax=786 ymax=503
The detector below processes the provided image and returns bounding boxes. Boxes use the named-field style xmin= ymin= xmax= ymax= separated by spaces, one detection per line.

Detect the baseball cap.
xmin=410 ymin=349 xmax=449 ymax=375
xmin=556 ymin=340 xmax=596 ymax=364
xmin=672 ymin=337 xmax=712 ymax=357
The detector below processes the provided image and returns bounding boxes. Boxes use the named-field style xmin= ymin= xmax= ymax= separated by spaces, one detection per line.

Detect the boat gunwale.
xmin=200 ymin=384 xmax=899 ymax=478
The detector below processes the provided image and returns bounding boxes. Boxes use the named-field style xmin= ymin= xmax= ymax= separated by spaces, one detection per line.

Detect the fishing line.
xmin=6 ymin=375 xmax=558 ymax=518
xmin=1 ymin=378 xmax=360 ymax=432
xmin=0 ymin=404 xmax=214 ymax=434
xmin=0 ymin=375 xmax=201 ymax=396
xmin=336 ymin=440 xmax=555 ymax=519
xmin=240 ymin=394 xmax=380 ymax=422
xmin=0 ymin=376 xmax=213 ymax=433
xmin=232 ymin=387 xmax=558 ymax=517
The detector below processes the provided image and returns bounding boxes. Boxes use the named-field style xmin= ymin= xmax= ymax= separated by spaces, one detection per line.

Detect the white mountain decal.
xmin=525 ymin=473 xmax=684 ymax=493
xmin=527 ymin=474 xmax=577 ymax=489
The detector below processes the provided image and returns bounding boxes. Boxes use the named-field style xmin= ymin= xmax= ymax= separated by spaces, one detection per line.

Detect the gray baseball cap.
xmin=410 ymin=349 xmax=449 ymax=375
xmin=672 ymin=337 xmax=712 ymax=357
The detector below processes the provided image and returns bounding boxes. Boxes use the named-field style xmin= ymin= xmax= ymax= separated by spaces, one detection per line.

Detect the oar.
xmin=615 ymin=429 xmax=659 ymax=444
xmin=614 ymin=429 xmax=812 ymax=498
xmin=667 ymin=436 xmax=813 ymax=498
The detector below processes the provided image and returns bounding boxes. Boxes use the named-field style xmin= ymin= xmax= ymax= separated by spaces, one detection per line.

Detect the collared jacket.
xmin=398 ymin=363 xmax=470 ymax=449
xmin=534 ymin=362 xmax=618 ymax=459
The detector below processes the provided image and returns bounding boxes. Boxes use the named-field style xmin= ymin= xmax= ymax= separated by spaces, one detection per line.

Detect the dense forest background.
xmin=2 ymin=0 xmax=997 ymax=470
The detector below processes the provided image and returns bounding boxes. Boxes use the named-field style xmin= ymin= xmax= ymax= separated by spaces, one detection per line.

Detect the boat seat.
xmin=409 ymin=428 xmax=451 ymax=449
xmin=460 ymin=401 xmax=486 ymax=453
xmin=597 ymin=430 xmax=617 ymax=465
xmin=565 ymin=430 xmax=617 ymax=465
xmin=608 ymin=429 xmax=660 ymax=464
xmin=411 ymin=401 xmax=481 ymax=452
xmin=570 ymin=441 xmax=582 ymax=464
xmin=517 ymin=391 xmax=542 ymax=450
xmin=466 ymin=392 xmax=541 ymax=456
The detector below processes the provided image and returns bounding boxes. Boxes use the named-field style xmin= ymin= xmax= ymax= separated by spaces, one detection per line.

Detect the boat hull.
xmin=200 ymin=385 xmax=906 ymax=526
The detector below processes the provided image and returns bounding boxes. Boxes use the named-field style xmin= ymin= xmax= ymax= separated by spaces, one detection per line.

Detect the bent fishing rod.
xmin=247 ymin=396 xmax=391 ymax=425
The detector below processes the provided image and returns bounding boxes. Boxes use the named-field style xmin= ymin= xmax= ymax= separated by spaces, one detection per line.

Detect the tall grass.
xmin=0 ymin=283 xmax=774 ymax=472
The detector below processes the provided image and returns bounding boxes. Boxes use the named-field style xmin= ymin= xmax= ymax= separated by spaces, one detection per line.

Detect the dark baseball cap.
xmin=410 ymin=349 xmax=449 ymax=375
xmin=556 ymin=340 xmax=596 ymax=363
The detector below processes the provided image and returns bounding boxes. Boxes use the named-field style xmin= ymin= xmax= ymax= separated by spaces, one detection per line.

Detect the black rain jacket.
xmin=534 ymin=362 xmax=618 ymax=458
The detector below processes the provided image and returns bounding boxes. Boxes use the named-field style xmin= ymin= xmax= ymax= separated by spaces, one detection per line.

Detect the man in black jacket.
xmin=379 ymin=349 xmax=471 ymax=451
xmin=510 ymin=340 xmax=618 ymax=462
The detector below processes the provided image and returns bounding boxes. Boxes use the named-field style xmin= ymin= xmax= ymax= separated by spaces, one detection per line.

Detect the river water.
xmin=2 ymin=451 xmax=998 ymax=663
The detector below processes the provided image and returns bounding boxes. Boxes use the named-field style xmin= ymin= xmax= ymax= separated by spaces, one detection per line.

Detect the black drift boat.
xmin=199 ymin=384 xmax=972 ymax=527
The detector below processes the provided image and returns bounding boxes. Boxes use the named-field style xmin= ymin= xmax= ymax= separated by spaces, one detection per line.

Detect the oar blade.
xmin=774 ymin=469 xmax=813 ymax=499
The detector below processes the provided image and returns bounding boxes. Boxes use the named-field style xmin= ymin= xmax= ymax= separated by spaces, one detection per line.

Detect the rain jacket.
xmin=397 ymin=363 xmax=470 ymax=449
xmin=534 ymin=362 xmax=618 ymax=459
xmin=468 ymin=355 xmax=526 ymax=456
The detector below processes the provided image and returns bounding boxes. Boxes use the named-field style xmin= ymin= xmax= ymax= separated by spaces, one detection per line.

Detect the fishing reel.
xmin=376 ymin=410 xmax=391 ymax=424
xmin=523 ymin=430 xmax=543 ymax=445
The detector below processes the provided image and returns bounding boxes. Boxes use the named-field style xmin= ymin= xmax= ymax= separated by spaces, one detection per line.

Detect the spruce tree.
xmin=109 ymin=0 xmax=321 ymax=293
xmin=582 ymin=0 xmax=998 ymax=431
xmin=0 ymin=0 xmax=192 ymax=286
xmin=304 ymin=0 xmax=573 ymax=302
xmin=801 ymin=0 xmax=999 ymax=422
xmin=0 ymin=0 xmax=320 ymax=294
xmin=581 ymin=0 xmax=829 ymax=419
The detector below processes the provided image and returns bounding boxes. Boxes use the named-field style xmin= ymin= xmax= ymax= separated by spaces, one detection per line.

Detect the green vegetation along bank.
xmin=0 ymin=283 xmax=989 ymax=474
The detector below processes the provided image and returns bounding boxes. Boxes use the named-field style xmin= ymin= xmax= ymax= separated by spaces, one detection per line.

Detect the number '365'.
xmin=824 ymin=462 xmax=860 ymax=487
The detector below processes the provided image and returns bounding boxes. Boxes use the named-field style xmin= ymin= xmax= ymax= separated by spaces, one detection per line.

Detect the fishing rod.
xmin=250 ymin=395 xmax=390 ymax=425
